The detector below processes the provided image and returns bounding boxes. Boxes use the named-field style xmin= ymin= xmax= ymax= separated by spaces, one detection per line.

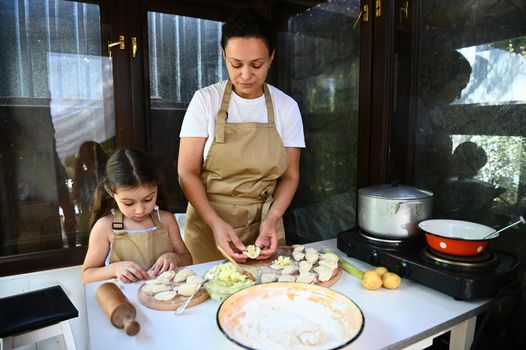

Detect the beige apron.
xmin=109 ymin=209 xmax=173 ymax=270
xmin=185 ymin=80 xmax=289 ymax=263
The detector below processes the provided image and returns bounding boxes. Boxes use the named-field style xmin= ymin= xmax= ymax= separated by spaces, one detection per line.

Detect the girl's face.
xmin=112 ymin=184 xmax=158 ymax=223
xmin=223 ymin=37 xmax=274 ymax=99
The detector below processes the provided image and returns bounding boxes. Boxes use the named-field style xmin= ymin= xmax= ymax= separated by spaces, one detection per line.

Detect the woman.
xmin=178 ymin=8 xmax=305 ymax=263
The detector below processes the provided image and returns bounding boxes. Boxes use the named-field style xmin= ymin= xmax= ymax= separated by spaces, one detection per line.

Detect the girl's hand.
xmin=212 ymin=220 xmax=247 ymax=262
xmin=150 ymin=252 xmax=179 ymax=277
xmin=255 ymin=216 xmax=278 ymax=260
xmin=112 ymin=261 xmax=149 ymax=283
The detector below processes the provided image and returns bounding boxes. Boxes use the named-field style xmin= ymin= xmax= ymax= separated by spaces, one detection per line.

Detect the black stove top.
xmin=337 ymin=229 xmax=520 ymax=300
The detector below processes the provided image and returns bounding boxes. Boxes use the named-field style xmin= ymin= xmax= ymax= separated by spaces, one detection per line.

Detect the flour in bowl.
xmin=228 ymin=292 xmax=349 ymax=350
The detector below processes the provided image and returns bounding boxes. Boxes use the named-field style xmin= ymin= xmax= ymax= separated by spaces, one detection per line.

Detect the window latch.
xmin=108 ymin=35 xmax=125 ymax=58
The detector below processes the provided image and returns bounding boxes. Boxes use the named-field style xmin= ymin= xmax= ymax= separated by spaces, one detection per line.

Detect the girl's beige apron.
xmin=109 ymin=209 xmax=173 ymax=270
xmin=185 ymin=80 xmax=289 ymax=263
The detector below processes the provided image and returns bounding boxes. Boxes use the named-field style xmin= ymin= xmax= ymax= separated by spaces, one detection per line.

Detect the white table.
xmin=85 ymin=239 xmax=490 ymax=350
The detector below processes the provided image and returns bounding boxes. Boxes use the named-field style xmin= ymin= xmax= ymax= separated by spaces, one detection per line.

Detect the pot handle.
xmin=391 ymin=201 xmax=424 ymax=216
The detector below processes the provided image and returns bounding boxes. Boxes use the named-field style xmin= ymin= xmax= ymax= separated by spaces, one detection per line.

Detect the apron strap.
xmin=215 ymin=81 xmax=275 ymax=143
xmin=207 ymin=193 xmax=262 ymax=205
xmin=112 ymin=209 xmax=124 ymax=230
xmin=151 ymin=207 xmax=162 ymax=226
xmin=261 ymin=195 xmax=274 ymax=220
xmin=215 ymin=80 xmax=233 ymax=143
xmin=263 ymin=83 xmax=276 ymax=125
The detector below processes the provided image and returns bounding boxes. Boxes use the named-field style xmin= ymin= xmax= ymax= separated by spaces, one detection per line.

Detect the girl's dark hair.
xmin=89 ymin=148 xmax=159 ymax=229
xmin=221 ymin=8 xmax=275 ymax=54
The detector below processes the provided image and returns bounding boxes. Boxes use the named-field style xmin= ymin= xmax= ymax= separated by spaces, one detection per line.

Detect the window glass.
xmin=148 ymin=13 xmax=227 ymax=104
xmin=392 ymin=0 xmax=526 ymax=284
xmin=0 ymin=1 xmax=115 ymax=257
xmin=408 ymin=1 xmax=526 ymax=226
xmin=391 ymin=6 xmax=526 ymax=341
xmin=281 ymin=1 xmax=361 ymax=243
xmin=455 ymin=38 xmax=526 ymax=106
xmin=147 ymin=13 xmax=226 ymax=213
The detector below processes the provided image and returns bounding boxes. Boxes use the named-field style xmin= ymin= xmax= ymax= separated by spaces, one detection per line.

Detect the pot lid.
xmin=359 ymin=184 xmax=433 ymax=199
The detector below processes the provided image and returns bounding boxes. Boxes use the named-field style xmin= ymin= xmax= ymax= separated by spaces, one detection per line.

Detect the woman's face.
xmin=223 ymin=37 xmax=274 ymax=99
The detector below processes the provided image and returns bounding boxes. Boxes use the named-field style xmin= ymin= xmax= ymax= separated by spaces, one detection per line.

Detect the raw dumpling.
xmin=296 ymin=272 xmax=316 ymax=284
xmin=281 ymin=265 xmax=298 ymax=275
xmin=299 ymin=261 xmax=313 ymax=273
xmin=143 ymin=284 xmax=171 ymax=296
xmin=261 ymin=273 xmax=279 ymax=284
xmin=320 ymin=253 xmax=339 ymax=263
xmin=313 ymin=265 xmax=333 ymax=282
xmin=305 ymin=247 xmax=318 ymax=255
xmin=178 ymin=282 xmax=201 ymax=297
xmin=186 ymin=275 xmax=205 ymax=285
xmin=157 ymin=270 xmax=176 ymax=282
xmin=145 ymin=278 xmax=164 ymax=285
xmin=318 ymin=259 xmax=338 ymax=270
xmin=305 ymin=251 xmax=319 ymax=263
xmin=243 ymin=245 xmax=261 ymax=259
xmin=154 ymin=290 xmax=177 ymax=301
xmin=174 ymin=268 xmax=196 ymax=283
xmin=292 ymin=244 xmax=305 ymax=253
xmin=278 ymin=274 xmax=296 ymax=282
xmin=292 ymin=251 xmax=305 ymax=261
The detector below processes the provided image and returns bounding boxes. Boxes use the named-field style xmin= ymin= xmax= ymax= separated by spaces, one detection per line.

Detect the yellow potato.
xmin=382 ymin=272 xmax=401 ymax=289
xmin=361 ymin=270 xmax=383 ymax=290
xmin=374 ymin=266 xmax=388 ymax=277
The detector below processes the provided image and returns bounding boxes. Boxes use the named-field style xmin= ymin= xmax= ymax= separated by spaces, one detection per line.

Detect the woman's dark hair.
xmin=89 ymin=148 xmax=159 ymax=229
xmin=72 ymin=141 xmax=107 ymax=205
xmin=221 ymin=8 xmax=275 ymax=54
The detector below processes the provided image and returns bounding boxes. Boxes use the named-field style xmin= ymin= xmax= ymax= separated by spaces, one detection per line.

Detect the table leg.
xmin=449 ymin=316 xmax=477 ymax=350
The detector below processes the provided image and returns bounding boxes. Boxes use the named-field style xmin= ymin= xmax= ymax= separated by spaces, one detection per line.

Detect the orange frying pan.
xmin=418 ymin=219 xmax=497 ymax=256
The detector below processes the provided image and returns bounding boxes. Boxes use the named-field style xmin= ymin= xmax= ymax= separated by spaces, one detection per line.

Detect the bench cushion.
xmin=0 ymin=285 xmax=78 ymax=337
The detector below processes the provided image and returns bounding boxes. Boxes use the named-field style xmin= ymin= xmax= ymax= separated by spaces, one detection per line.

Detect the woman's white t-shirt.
xmin=180 ymin=80 xmax=305 ymax=159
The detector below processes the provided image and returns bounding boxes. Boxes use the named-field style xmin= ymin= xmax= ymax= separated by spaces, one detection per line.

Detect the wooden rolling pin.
xmin=95 ymin=282 xmax=140 ymax=336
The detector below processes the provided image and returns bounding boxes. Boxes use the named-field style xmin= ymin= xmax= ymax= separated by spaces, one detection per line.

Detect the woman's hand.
xmin=112 ymin=261 xmax=149 ymax=283
xmin=212 ymin=220 xmax=247 ymax=262
xmin=255 ymin=215 xmax=279 ymax=259
xmin=150 ymin=252 xmax=179 ymax=277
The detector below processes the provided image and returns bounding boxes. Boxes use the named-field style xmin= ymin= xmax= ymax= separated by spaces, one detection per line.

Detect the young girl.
xmin=82 ymin=148 xmax=192 ymax=284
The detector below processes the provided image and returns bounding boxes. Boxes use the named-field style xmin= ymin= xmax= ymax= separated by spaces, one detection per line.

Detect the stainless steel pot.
xmin=358 ymin=184 xmax=433 ymax=239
